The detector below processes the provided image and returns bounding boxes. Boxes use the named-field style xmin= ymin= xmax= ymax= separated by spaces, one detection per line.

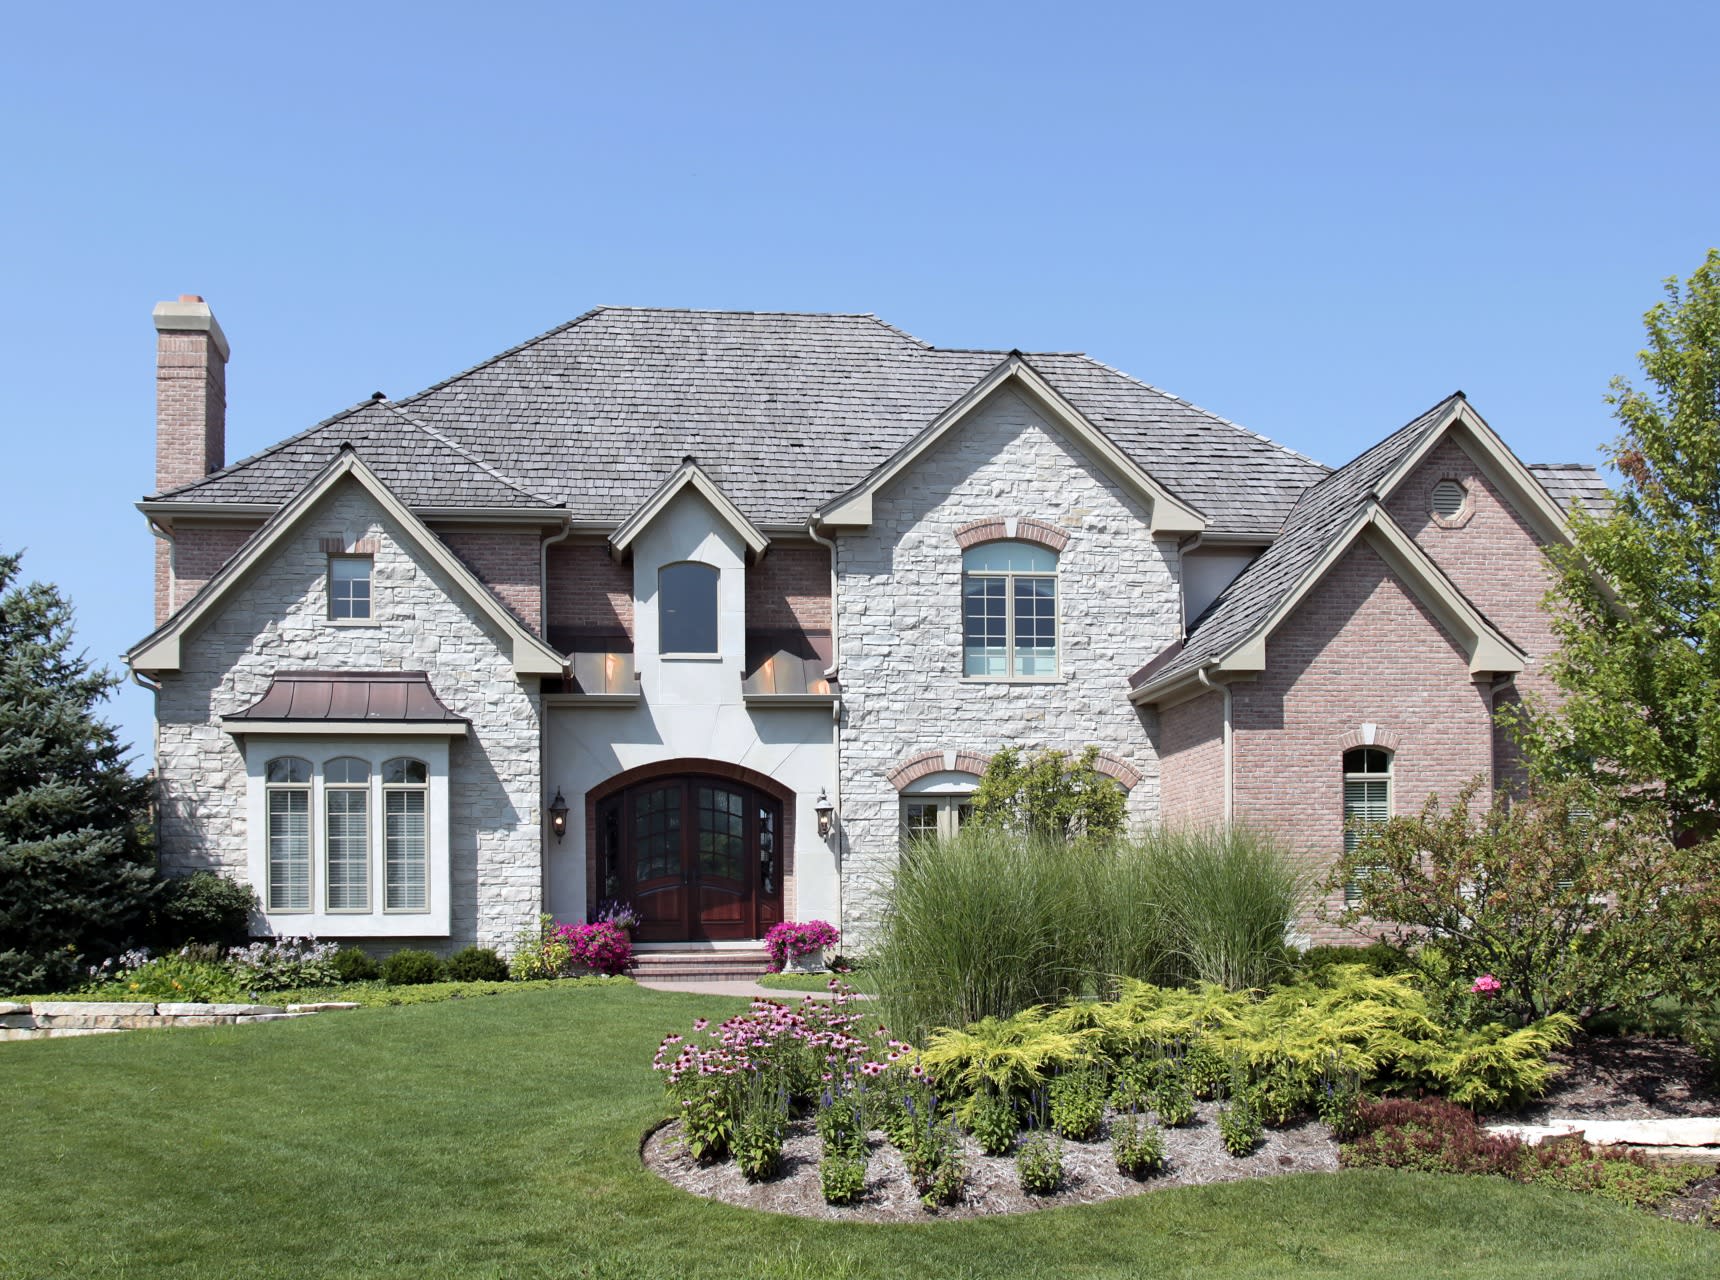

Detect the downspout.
xmin=1195 ymin=665 xmax=1233 ymax=827
xmin=127 ymin=663 xmax=163 ymax=859
xmin=148 ymin=518 xmax=177 ymax=617
xmin=538 ymin=515 xmax=574 ymax=922
xmin=806 ymin=514 xmax=843 ymax=883
xmin=539 ymin=514 xmax=574 ymax=639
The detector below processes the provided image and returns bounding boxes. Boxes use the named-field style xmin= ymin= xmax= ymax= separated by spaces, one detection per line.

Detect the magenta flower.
xmin=1470 ymin=974 xmax=1503 ymax=998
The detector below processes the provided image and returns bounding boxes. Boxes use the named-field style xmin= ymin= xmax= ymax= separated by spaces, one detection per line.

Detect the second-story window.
xmin=329 ymin=556 xmax=372 ymax=620
xmin=659 ymin=561 xmax=719 ymax=655
xmin=963 ymin=540 xmax=1059 ymax=678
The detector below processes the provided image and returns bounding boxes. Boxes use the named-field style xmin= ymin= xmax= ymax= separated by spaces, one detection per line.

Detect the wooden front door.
xmin=598 ymin=775 xmax=783 ymax=942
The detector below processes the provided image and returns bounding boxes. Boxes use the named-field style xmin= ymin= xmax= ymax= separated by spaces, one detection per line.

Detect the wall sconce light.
xmin=549 ymin=788 xmax=569 ymax=843
xmin=814 ymin=788 xmax=835 ymax=839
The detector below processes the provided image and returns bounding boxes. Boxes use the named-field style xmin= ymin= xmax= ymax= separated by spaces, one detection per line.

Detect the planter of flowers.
xmin=765 ymin=919 xmax=840 ymax=973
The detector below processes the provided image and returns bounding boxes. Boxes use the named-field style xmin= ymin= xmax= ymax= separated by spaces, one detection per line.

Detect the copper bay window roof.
xmin=220 ymin=671 xmax=470 ymax=734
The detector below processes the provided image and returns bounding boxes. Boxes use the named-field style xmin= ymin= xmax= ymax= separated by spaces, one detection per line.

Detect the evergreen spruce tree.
xmin=0 ymin=548 xmax=154 ymax=992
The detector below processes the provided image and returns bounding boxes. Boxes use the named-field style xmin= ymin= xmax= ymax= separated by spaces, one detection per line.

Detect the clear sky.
xmin=2 ymin=2 xmax=1715 ymax=770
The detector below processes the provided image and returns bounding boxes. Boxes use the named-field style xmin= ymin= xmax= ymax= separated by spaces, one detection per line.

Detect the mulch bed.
xmin=644 ymin=1035 xmax=1720 ymax=1223
xmin=1502 ymin=1033 xmax=1720 ymax=1124
xmin=643 ymin=1100 xmax=1337 ymax=1222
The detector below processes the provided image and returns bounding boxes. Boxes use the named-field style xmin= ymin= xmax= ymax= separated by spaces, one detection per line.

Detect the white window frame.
xmin=382 ymin=757 xmax=431 ymax=914
xmin=323 ymin=756 xmax=372 ymax=914
xmin=264 ymin=757 xmax=312 ymax=914
xmin=899 ymin=770 xmax=980 ymax=850
xmin=243 ymin=737 xmax=451 ymax=937
xmin=1342 ymin=748 xmax=1392 ymax=906
xmin=327 ymin=555 xmax=374 ymax=622
xmin=961 ymin=541 xmax=1060 ymax=681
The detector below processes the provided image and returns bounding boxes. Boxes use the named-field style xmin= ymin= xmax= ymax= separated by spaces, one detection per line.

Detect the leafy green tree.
xmin=0 ymin=549 xmax=154 ymax=992
xmin=970 ymin=746 xmax=1126 ymax=842
xmin=1515 ymin=249 xmax=1720 ymax=838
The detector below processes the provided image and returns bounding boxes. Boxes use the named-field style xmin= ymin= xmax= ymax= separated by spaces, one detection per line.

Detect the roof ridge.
xmin=373 ymin=399 xmax=558 ymax=505
xmin=149 ymin=397 xmax=379 ymax=500
xmin=396 ymin=307 xmax=606 ymax=407
xmin=1286 ymin=390 xmax=1466 ymax=514
xmin=1065 ymin=354 xmax=1332 ymax=471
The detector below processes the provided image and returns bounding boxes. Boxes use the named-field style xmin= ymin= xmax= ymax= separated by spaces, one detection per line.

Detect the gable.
xmin=129 ymin=452 xmax=565 ymax=676
xmin=815 ymin=356 xmax=1206 ymax=536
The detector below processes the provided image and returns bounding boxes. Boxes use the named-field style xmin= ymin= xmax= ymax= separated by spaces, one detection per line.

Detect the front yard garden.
xmin=5 ymin=981 xmax=1720 ymax=1279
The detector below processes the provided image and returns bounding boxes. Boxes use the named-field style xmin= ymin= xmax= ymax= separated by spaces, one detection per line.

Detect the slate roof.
xmin=1131 ymin=394 xmax=1465 ymax=692
xmin=149 ymin=307 xmax=1328 ymax=535
xmin=1529 ymin=463 xmax=1612 ymax=518
xmin=154 ymin=397 xmax=554 ymax=509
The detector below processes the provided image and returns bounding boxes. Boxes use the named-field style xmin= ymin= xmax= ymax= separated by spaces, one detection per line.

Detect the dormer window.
xmin=329 ymin=556 xmax=372 ymax=620
xmin=659 ymin=561 xmax=718 ymax=655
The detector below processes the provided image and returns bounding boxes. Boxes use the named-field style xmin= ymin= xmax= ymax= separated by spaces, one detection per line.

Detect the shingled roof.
xmin=148 ymin=307 xmax=1328 ymax=536
xmin=1529 ymin=463 xmax=1613 ymax=518
xmin=1130 ymin=394 xmax=1466 ymax=694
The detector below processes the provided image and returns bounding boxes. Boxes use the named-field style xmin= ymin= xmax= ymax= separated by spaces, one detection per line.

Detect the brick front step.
xmin=629 ymin=949 xmax=772 ymax=981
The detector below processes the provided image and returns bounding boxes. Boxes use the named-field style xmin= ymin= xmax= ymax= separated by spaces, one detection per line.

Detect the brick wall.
xmin=1232 ymin=541 xmax=1494 ymax=943
xmin=746 ymin=544 xmax=831 ymax=632
xmin=1158 ymin=689 xmax=1226 ymax=827
xmin=439 ymin=528 xmax=543 ymax=633
xmin=155 ymin=526 xmax=261 ymax=622
xmin=547 ymin=541 xmax=633 ymax=640
xmin=1385 ymin=436 xmax=1561 ymax=790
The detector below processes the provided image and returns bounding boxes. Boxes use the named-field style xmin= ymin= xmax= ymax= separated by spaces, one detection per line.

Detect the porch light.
xmin=549 ymin=788 xmax=569 ymax=843
xmin=814 ymin=789 xmax=835 ymax=839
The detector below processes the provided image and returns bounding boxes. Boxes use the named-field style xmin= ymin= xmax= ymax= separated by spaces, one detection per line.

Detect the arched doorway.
xmin=594 ymin=771 xmax=786 ymax=942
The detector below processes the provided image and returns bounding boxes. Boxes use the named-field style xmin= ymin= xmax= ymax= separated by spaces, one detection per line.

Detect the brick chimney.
xmin=152 ymin=294 xmax=229 ymax=495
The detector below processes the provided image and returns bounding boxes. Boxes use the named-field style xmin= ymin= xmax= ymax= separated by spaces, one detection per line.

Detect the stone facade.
xmin=153 ymin=477 xmax=543 ymax=951
xmin=833 ymin=385 xmax=1181 ymax=941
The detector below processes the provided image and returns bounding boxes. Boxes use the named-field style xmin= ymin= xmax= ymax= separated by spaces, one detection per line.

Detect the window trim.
xmin=322 ymin=756 xmax=372 ymax=914
xmin=327 ymin=555 xmax=374 ymax=622
xmin=899 ymin=769 xmax=981 ymax=850
xmin=657 ymin=559 xmax=721 ymax=658
xmin=244 ymin=738 xmax=450 ymax=937
xmin=961 ymin=540 xmax=1061 ymax=681
xmin=382 ymin=757 xmax=431 ymax=915
xmin=1341 ymin=747 xmax=1393 ymax=906
xmin=264 ymin=756 xmax=312 ymax=915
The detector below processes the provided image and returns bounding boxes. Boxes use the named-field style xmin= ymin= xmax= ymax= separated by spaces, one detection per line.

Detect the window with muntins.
xmin=324 ymin=757 xmax=370 ymax=911
xmin=962 ymin=540 xmax=1058 ymax=678
xmin=383 ymin=757 xmax=430 ymax=912
xmin=1342 ymin=747 xmax=1392 ymax=905
xmin=659 ymin=561 xmax=719 ymax=654
xmin=265 ymin=757 xmax=312 ymax=912
xmin=899 ymin=795 xmax=976 ymax=849
xmin=329 ymin=556 xmax=373 ymax=620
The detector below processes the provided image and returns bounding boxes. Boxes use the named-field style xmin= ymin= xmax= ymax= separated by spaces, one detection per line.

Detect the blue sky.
xmin=2 ymin=2 xmax=1716 ymax=768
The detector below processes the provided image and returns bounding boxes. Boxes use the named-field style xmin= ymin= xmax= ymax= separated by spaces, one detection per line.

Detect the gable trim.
xmin=1131 ymin=501 xmax=1524 ymax=705
xmin=127 ymin=449 xmax=567 ymax=677
xmin=1378 ymin=400 xmax=1574 ymax=546
xmin=608 ymin=460 xmax=770 ymax=561
xmin=815 ymin=355 xmax=1208 ymax=535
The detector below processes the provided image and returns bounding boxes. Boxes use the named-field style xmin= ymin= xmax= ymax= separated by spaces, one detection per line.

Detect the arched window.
xmin=1342 ymin=747 xmax=1392 ymax=905
xmin=962 ymin=540 xmax=1058 ymax=678
xmin=382 ymin=757 xmax=430 ymax=913
xmin=324 ymin=757 xmax=370 ymax=912
xmin=265 ymin=757 xmax=312 ymax=913
xmin=659 ymin=561 xmax=719 ymax=655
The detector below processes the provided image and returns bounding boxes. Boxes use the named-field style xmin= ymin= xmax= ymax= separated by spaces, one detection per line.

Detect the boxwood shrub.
xmin=381 ymin=948 xmax=445 ymax=986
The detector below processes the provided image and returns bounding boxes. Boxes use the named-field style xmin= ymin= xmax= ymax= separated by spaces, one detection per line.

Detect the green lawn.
xmin=4 ymin=982 xmax=1717 ymax=1280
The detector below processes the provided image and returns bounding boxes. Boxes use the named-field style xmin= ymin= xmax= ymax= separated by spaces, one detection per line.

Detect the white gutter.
xmin=806 ymin=514 xmax=843 ymax=863
xmin=1195 ymin=665 xmax=1233 ymax=826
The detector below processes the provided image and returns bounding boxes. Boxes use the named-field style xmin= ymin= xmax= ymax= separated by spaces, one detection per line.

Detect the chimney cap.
xmin=152 ymin=296 xmax=230 ymax=361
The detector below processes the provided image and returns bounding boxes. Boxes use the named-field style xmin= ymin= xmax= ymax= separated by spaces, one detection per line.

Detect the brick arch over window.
xmin=886 ymin=749 xmax=994 ymax=791
xmin=1090 ymin=751 xmax=1143 ymax=791
xmin=1336 ymin=725 xmax=1403 ymax=755
xmin=952 ymin=517 xmax=1070 ymax=553
xmin=583 ymin=758 xmax=797 ymax=919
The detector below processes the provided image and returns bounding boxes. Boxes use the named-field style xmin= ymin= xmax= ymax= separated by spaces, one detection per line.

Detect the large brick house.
xmin=127 ymin=297 xmax=1607 ymax=952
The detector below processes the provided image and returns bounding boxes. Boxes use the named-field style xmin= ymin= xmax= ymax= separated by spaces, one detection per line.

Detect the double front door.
xmin=597 ymin=775 xmax=784 ymax=942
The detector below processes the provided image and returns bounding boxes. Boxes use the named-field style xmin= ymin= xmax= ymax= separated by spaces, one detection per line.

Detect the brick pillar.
xmin=151 ymin=295 xmax=230 ymax=621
